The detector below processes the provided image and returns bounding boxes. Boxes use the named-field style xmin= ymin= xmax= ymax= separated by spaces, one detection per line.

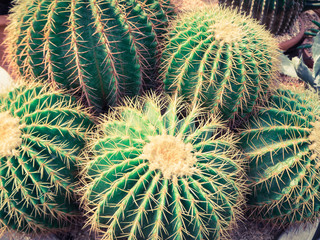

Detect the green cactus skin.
xmin=137 ymin=0 xmax=175 ymax=38
xmin=239 ymin=86 xmax=320 ymax=224
xmin=6 ymin=0 xmax=174 ymax=112
xmin=161 ymin=6 xmax=279 ymax=122
xmin=219 ymin=0 xmax=320 ymax=35
xmin=81 ymin=94 xmax=246 ymax=240
xmin=0 ymin=81 xmax=94 ymax=235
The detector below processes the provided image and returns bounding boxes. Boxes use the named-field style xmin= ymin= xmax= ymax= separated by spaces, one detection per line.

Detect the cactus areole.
xmin=81 ymin=94 xmax=246 ymax=240
xmin=140 ymin=135 xmax=198 ymax=179
xmin=6 ymin=0 xmax=174 ymax=112
xmin=219 ymin=0 xmax=320 ymax=35
xmin=0 ymin=81 xmax=94 ymax=234
xmin=161 ymin=6 xmax=279 ymax=121
xmin=240 ymin=87 xmax=320 ymax=224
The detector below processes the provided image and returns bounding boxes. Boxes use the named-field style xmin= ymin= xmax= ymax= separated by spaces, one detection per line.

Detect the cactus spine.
xmin=240 ymin=86 xmax=320 ymax=224
xmin=219 ymin=0 xmax=320 ymax=35
xmin=161 ymin=6 xmax=279 ymax=121
xmin=81 ymin=94 xmax=246 ymax=240
xmin=6 ymin=0 xmax=174 ymax=112
xmin=0 ymin=80 xmax=94 ymax=234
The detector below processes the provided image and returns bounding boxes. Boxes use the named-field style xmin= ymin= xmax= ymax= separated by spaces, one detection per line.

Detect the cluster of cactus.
xmin=0 ymin=80 xmax=94 ymax=234
xmin=161 ymin=7 xmax=279 ymax=121
xmin=6 ymin=0 xmax=174 ymax=112
xmin=219 ymin=0 xmax=320 ymax=35
xmin=4 ymin=0 xmax=320 ymax=239
xmin=81 ymin=94 xmax=246 ymax=240
xmin=239 ymin=87 xmax=320 ymax=223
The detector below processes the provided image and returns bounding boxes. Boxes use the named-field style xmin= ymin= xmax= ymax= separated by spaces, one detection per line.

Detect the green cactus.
xmin=0 ymin=80 xmax=94 ymax=235
xmin=239 ymin=86 xmax=320 ymax=224
xmin=219 ymin=0 xmax=320 ymax=35
xmin=6 ymin=0 xmax=174 ymax=112
xmin=161 ymin=6 xmax=279 ymax=122
xmin=80 ymin=94 xmax=246 ymax=240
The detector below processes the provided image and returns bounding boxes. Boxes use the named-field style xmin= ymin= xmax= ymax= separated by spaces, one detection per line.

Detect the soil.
xmin=301 ymin=10 xmax=320 ymax=27
xmin=229 ymin=219 xmax=283 ymax=240
xmin=278 ymin=73 xmax=305 ymax=87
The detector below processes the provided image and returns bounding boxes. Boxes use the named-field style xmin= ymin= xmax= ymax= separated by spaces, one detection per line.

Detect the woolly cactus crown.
xmin=80 ymin=93 xmax=246 ymax=240
xmin=161 ymin=6 xmax=279 ymax=121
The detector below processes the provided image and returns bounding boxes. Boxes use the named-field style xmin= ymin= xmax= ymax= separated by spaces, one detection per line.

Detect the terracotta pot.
xmin=279 ymin=17 xmax=305 ymax=51
xmin=0 ymin=15 xmax=8 ymax=71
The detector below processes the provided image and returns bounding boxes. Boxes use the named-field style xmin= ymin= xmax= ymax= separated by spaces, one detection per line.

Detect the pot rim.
xmin=279 ymin=17 xmax=305 ymax=51
xmin=0 ymin=15 xmax=8 ymax=27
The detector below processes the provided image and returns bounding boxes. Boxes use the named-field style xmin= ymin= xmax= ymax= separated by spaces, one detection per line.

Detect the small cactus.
xmin=239 ymin=86 xmax=320 ymax=224
xmin=161 ymin=6 xmax=279 ymax=122
xmin=0 ymin=80 xmax=94 ymax=235
xmin=81 ymin=94 xmax=246 ymax=240
xmin=6 ymin=0 xmax=174 ymax=112
xmin=219 ymin=0 xmax=320 ymax=35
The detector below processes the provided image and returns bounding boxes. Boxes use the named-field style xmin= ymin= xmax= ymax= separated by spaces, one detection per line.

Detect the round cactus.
xmin=239 ymin=86 xmax=320 ymax=224
xmin=219 ymin=0 xmax=320 ymax=35
xmin=161 ymin=6 xmax=279 ymax=122
xmin=81 ymin=94 xmax=246 ymax=240
xmin=0 ymin=80 xmax=94 ymax=235
xmin=5 ymin=0 xmax=174 ymax=112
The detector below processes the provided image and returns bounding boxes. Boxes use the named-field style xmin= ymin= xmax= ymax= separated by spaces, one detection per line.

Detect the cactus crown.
xmin=140 ymin=135 xmax=198 ymax=179
xmin=0 ymin=111 xmax=22 ymax=157
xmin=208 ymin=18 xmax=244 ymax=43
